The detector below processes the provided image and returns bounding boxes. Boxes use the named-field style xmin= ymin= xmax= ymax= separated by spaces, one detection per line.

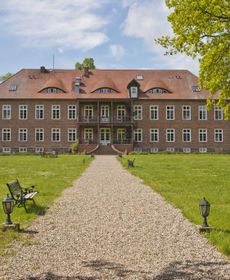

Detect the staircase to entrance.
xmin=94 ymin=145 xmax=117 ymax=155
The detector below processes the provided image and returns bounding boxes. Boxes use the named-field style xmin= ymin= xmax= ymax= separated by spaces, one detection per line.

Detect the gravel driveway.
xmin=0 ymin=155 xmax=229 ymax=280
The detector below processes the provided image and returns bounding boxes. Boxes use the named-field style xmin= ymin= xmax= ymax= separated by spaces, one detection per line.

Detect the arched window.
xmin=148 ymin=88 xmax=169 ymax=94
xmin=41 ymin=87 xmax=65 ymax=93
xmin=93 ymin=88 xmax=116 ymax=93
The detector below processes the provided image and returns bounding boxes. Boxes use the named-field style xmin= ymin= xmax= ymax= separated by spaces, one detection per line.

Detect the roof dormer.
xmin=127 ymin=79 xmax=140 ymax=99
xmin=39 ymin=77 xmax=66 ymax=93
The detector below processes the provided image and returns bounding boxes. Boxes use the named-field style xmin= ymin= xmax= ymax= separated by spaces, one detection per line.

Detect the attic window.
xmin=41 ymin=87 xmax=65 ymax=93
xmin=9 ymin=84 xmax=17 ymax=91
xmin=192 ymin=85 xmax=200 ymax=92
xmin=94 ymin=88 xmax=116 ymax=93
xmin=149 ymin=88 xmax=169 ymax=94
xmin=136 ymin=75 xmax=144 ymax=80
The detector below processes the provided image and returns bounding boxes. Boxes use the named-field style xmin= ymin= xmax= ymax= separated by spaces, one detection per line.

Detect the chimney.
xmin=75 ymin=77 xmax=81 ymax=93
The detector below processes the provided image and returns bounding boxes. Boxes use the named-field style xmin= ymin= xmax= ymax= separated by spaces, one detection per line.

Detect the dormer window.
xmin=130 ymin=87 xmax=138 ymax=97
xmin=127 ymin=79 xmax=140 ymax=99
xmin=93 ymin=88 xmax=117 ymax=93
xmin=9 ymin=84 xmax=17 ymax=91
xmin=192 ymin=85 xmax=200 ymax=92
xmin=41 ymin=87 xmax=65 ymax=93
xmin=149 ymin=88 xmax=169 ymax=94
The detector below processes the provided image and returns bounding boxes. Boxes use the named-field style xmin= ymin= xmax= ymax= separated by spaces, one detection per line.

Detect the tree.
xmin=156 ymin=0 xmax=230 ymax=117
xmin=0 ymin=72 xmax=13 ymax=82
xmin=75 ymin=58 xmax=96 ymax=70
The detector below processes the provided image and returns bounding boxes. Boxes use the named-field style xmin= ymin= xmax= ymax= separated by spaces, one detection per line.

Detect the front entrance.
xmin=100 ymin=128 xmax=111 ymax=145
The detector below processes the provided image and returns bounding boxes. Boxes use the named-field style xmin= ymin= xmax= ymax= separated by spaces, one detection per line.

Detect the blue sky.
xmin=0 ymin=0 xmax=199 ymax=76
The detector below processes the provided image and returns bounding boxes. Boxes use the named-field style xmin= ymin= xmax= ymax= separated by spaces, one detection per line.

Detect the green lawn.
xmin=0 ymin=154 xmax=92 ymax=254
xmin=120 ymin=154 xmax=230 ymax=256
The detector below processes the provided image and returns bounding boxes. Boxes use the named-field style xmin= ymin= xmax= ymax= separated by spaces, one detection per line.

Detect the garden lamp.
xmin=2 ymin=194 xmax=14 ymax=225
xmin=199 ymin=197 xmax=210 ymax=228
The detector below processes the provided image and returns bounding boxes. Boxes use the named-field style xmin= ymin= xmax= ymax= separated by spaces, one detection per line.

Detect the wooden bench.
xmin=127 ymin=158 xmax=135 ymax=167
xmin=6 ymin=179 xmax=38 ymax=211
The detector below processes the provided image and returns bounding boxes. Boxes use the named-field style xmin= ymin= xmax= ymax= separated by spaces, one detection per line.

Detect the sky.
xmin=0 ymin=0 xmax=199 ymax=76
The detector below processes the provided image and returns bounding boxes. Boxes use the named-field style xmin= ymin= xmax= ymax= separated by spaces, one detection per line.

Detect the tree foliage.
xmin=75 ymin=58 xmax=96 ymax=70
xmin=156 ymin=0 xmax=230 ymax=116
xmin=0 ymin=72 xmax=13 ymax=82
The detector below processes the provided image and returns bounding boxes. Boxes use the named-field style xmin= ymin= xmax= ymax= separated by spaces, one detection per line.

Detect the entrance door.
xmin=100 ymin=128 xmax=111 ymax=145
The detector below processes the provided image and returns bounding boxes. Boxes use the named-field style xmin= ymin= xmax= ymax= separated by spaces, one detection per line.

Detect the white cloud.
xmin=110 ymin=44 xmax=125 ymax=60
xmin=0 ymin=0 xmax=109 ymax=51
xmin=122 ymin=0 xmax=200 ymax=74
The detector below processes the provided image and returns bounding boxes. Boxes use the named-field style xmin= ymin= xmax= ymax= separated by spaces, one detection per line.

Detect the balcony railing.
xmin=78 ymin=116 xmax=133 ymax=123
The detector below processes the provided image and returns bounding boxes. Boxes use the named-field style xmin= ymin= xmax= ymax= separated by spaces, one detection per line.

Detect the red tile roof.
xmin=0 ymin=68 xmax=211 ymax=100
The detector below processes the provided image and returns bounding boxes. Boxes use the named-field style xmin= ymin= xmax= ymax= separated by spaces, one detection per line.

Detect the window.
xmin=42 ymin=88 xmax=64 ymax=93
xmin=199 ymin=147 xmax=207 ymax=153
xmin=214 ymin=129 xmax=223 ymax=142
xmin=19 ymin=128 xmax=28 ymax=142
xmin=2 ymin=105 xmax=11 ymax=120
xmin=68 ymin=105 xmax=77 ymax=120
xmin=9 ymin=84 xmax=17 ymax=91
xmin=199 ymin=129 xmax=207 ymax=142
xmin=51 ymin=128 xmax=61 ymax=142
xmin=214 ymin=107 xmax=223 ymax=120
xmin=52 ymin=105 xmax=61 ymax=120
xmin=35 ymin=147 xmax=44 ymax=153
xmin=84 ymin=105 xmax=93 ymax=119
xmin=166 ymin=129 xmax=175 ymax=142
xmin=84 ymin=128 xmax=93 ymax=141
xmin=2 ymin=128 xmax=11 ymax=141
xmin=2 ymin=147 xmax=11 ymax=153
xmin=150 ymin=147 xmax=158 ymax=153
xmin=19 ymin=147 xmax=27 ymax=153
xmin=94 ymin=88 xmax=116 ymax=93
xmin=134 ymin=128 xmax=142 ymax=142
xmin=149 ymin=88 xmax=168 ymax=93
xmin=182 ymin=129 xmax=191 ymax=142
xmin=35 ymin=128 xmax=44 ymax=142
xmin=192 ymin=85 xmax=200 ymax=92
xmin=68 ymin=128 xmax=77 ymax=142
xmin=166 ymin=105 xmax=175 ymax=120
xmin=130 ymin=87 xmax=138 ymax=98
xmin=133 ymin=105 xmax=142 ymax=120
xmin=35 ymin=105 xmax=44 ymax=120
xmin=150 ymin=105 xmax=159 ymax=120
xmin=166 ymin=147 xmax=175 ymax=152
xmin=182 ymin=106 xmax=191 ymax=120
xmin=199 ymin=105 xmax=207 ymax=120
xmin=117 ymin=105 xmax=126 ymax=120
xmin=150 ymin=129 xmax=159 ymax=142
xmin=183 ymin=147 xmax=191 ymax=153
xmin=117 ymin=128 xmax=126 ymax=142
xmin=19 ymin=105 xmax=28 ymax=120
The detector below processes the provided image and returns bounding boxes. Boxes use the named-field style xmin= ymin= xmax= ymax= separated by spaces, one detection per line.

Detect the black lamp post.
xmin=199 ymin=197 xmax=210 ymax=228
xmin=2 ymin=194 xmax=14 ymax=225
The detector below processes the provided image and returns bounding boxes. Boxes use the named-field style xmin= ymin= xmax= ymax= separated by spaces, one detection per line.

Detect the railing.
xmin=78 ymin=116 xmax=133 ymax=123
xmin=113 ymin=139 xmax=132 ymax=145
xmin=79 ymin=117 xmax=98 ymax=123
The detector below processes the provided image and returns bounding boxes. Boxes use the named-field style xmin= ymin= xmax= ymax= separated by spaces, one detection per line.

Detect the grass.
xmin=120 ymin=154 xmax=230 ymax=257
xmin=0 ymin=154 xmax=92 ymax=254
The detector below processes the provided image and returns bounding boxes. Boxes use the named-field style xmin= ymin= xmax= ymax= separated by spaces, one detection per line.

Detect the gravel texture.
xmin=0 ymin=155 xmax=229 ymax=280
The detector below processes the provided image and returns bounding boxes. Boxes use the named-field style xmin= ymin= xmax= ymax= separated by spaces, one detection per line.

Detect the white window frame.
xmin=166 ymin=128 xmax=175 ymax=142
xmin=52 ymin=105 xmax=61 ymax=120
xmin=68 ymin=128 xmax=77 ymax=142
xmin=214 ymin=107 xmax=223 ymax=120
xmin=182 ymin=105 xmax=191 ymax=120
xmin=35 ymin=105 xmax=44 ymax=120
xmin=150 ymin=128 xmax=159 ymax=143
xmin=19 ymin=105 xmax=28 ymax=120
xmin=182 ymin=129 xmax=192 ymax=142
xmin=166 ymin=105 xmax=175 ymax=120
xmin=199 ymin=147 xmax=207 ymax=153
xmin=198 ymin=105 xmax=207 ymax=120
xmin=130 ymin=87 xmax=138 ymax=98
xmin=18 ymin=128 xmax=28 ymax=142
xmin=133 ymin=105 xmax=142 ymax=120
xmin=199 ymin=128 xmax=207 ymax=142
xmin=166 ymin=147 xmax=175 ymax=152
xmin=214 ymin=129 xmax=223 ymax=142
xmin=2 ymin=147 xmax=11 ymax=153
xmin=183 ymin=147 xmax=191 ymax=153
xmin=2 ymin=105 xmax=11 ymax=120
xmin=84 ymin=128 xmax=93 ymax=141
xmin=84 ymin=105 xmax=93 ymax=119
xmin=150 ymin=105 xmax=159 ymax=120
xmin=68 ymin=105 xmax=77 ymax=120
xmin=150 ymin=147 xmax=158 ymax=153
xmin=117 ymin=128 xmax=126 ymax=141
xmin=2 ymin=128 xmax=11 ymax=141
xmin=134 ymin=128 xmax=142 ymax=142
xmin=35 ymin=147 xmax=44 ymax=153
xmin=51 ymin=128 xmax=61 ymax=142
xmin=19 ymin=147 xmax=27 ymax=153
xmin=117 ymin=105 xmax=126 ymax=121
xmin=35 ymin=128 xmax=44 ymax=142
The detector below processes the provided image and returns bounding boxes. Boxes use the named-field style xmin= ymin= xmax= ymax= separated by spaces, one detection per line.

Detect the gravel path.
xmin=0 ymin=155 xmax=229 ymax=280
